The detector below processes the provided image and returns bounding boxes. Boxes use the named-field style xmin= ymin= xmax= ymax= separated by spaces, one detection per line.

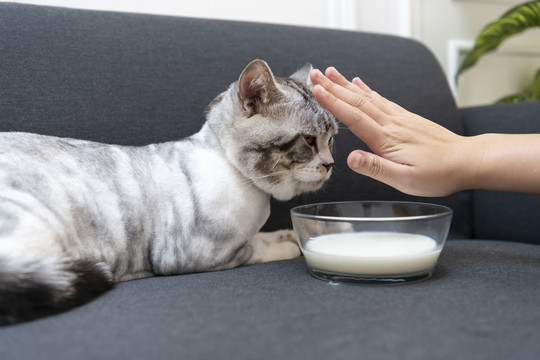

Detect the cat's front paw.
xmin=273 ymin=229 xmax=301 ymax=259
xmin=250 ymin=229 xmax=301 ymax=263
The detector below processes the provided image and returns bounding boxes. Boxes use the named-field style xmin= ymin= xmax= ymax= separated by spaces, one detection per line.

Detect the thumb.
xmin=347 ymin=150 xmax=403 ymax=186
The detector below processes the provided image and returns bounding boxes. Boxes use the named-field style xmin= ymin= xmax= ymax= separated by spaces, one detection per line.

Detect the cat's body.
xmin=0 ymin=60 xmax=337 ymax=325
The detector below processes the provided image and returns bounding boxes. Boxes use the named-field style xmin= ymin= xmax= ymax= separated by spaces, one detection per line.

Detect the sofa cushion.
xmin=1 ymin=240 xmax=539 ymax=359
xmin=0 ymin=3 xmax=470 ymax=237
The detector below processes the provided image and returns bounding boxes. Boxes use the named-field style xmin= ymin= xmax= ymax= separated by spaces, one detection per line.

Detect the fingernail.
xmin=353 ymin=77 xmax=371 ymax=91
xmin=313 ymin=84 xmax=327 ymax=94
xmin=325 ymin=67 xmax=336 ymax=76
xmin=349 ymin=152 xmax=363 ymax=170
xmin=310 ymin=69 xmax=324 ymax=84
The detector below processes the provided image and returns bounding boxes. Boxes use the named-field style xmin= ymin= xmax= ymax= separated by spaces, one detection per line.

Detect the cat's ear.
xmin=290 ymin=63 xmax=313 ymax=87
xmin=237 ymin=59 xmax=279 ymax=117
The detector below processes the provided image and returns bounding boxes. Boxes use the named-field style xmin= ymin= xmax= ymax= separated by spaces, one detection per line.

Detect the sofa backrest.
xmin=0 ymin=3 xmax=471 ymax=238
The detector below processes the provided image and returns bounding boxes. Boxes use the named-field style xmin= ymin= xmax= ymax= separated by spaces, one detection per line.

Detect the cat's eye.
xmin=304 ymin=135 xmax=316 ymax=146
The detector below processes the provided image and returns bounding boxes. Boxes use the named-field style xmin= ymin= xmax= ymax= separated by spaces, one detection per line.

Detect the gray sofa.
xmin=1 ymin=3 xmax=540 ymax=359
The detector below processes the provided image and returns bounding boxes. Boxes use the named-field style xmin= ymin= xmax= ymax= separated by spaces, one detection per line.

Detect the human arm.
xmin=310 ymin=67 xmax=540 ymax=197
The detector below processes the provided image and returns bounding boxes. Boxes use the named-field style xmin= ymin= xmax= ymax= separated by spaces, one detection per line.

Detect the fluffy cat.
xmin=0 ymin=59 xmax=337 ymax=325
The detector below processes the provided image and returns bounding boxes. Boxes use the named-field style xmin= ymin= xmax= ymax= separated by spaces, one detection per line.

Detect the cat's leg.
xmin=246 ymin=229 xmax=301 ymax=264
xmin=204 ymin=230 xmax=301 ymax=272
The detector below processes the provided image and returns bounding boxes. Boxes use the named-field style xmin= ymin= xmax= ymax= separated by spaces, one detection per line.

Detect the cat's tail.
xmin=0 ymin=254 xmax=113 ymax=325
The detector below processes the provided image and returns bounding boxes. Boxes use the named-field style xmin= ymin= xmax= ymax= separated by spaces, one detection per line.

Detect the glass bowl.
xmin=290 ymin=201 xmax=452 ymax=284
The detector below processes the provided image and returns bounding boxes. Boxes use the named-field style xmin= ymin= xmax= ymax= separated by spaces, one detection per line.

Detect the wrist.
xmin=458 ymin=133 xmax=540 ymax=194
xmin=450 ymin=134 xmax=488 ymax=193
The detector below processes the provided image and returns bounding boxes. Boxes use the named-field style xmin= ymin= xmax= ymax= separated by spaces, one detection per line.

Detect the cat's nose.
xmin=323 ymin=163 xmax=334 ymax=172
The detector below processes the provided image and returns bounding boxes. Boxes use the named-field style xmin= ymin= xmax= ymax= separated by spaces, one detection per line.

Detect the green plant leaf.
xmin=496 ymin=94 xmax=525 ymax=103
xmin=497 ymin=68 xmax=540 ymax=103
xmin=456 ymin=0 xmax=540 ymax=79
xmin=526 ymin=68 xmax=540 ymax=100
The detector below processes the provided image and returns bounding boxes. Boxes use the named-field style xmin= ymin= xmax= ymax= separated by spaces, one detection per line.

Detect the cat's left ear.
xmin=238 ymin=59 xmax=280 ymax=117
xmin=290 ymin=63 xmax=313 ymax=87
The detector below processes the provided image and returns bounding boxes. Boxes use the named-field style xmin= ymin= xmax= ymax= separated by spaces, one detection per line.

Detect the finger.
xmin=312 ymin=84 xmax=384 ymax=149
xmin=326 ymin=68 xmax=402 ymax=117
xmin=324 ymin=66 xmax=404 ymax=117
xmin=311 ymin=68 xmax=365 ymax=101
xmin=325 ymin=67 xmax=377 ymax=102
xmin=324 ymin=67 xmax=364 ymax=94
xmin=351 ymin=77 xmax=371 ymax=93
xmin=325 ymin=67 xmax=385 ymax=106
xmin=347 ymin=150 xmax=407 ymax=191
xmin=352 ymin=77 xmax=406 ymax=115
xmin=311 ymin=69 xmax=390 ymax=125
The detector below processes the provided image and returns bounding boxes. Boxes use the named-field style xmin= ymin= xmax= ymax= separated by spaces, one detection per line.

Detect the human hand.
xmin=310 ymin=67 xmax=472 ymax=197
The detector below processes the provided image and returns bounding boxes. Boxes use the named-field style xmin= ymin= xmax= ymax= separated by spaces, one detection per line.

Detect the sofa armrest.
xmin=460 ymin=101 xmax=540 ymax=243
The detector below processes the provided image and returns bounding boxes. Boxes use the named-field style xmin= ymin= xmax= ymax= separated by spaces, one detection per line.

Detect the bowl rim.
xmin=290 ymin=200 xmax=453 ymax=222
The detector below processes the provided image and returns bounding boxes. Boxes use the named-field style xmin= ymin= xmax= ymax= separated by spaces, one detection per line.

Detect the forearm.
xmin=461 ymin=133 xmax=540 ymax=195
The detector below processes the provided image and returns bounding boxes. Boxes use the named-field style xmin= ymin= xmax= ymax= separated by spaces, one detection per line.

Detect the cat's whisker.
xmin=236 ymin=171 xmax=291 ymax=192
xmin=270 ymin=155 xmax=281 ymax=171
xmin=253 ymin=171 xmax=288 ymax=179
xmin=246 ymin=170 xmax=290 ymax=182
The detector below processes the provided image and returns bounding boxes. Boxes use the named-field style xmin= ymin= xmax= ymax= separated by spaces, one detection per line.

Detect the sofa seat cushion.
xmin=1 ymin=240 xmax=538 ymax=359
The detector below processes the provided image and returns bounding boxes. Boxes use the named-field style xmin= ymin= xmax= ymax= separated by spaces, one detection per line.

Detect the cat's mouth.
xmin=295 ymin=169 xmax=332 ymax=191
xmin=300 ymin=178 xmax=327 ymax=191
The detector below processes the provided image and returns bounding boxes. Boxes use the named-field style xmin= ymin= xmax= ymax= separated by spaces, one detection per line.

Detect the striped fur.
xmin=0 ymin=60 xmax=337 ymax=325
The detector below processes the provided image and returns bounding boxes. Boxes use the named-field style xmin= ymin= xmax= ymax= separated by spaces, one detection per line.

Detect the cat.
xmin=0 ymin=59 xmax=337 ymax=325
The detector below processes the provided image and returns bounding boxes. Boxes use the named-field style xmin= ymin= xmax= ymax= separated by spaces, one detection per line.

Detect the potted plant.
xmin=456 ymin=0 xmax=540 ymax=102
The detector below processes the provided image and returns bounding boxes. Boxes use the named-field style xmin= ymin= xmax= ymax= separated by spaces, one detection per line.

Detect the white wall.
xmin=4 ymin=0 xmax=331 ymax=28
xmin=5 ymin=0 xmax=540 ymax=107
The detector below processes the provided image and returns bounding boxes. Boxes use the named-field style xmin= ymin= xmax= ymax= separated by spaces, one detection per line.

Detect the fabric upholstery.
xmin=1 ymin=4 xmax=539 ymax=360
xmin=1 ymin=240 xmax=539 ymax=360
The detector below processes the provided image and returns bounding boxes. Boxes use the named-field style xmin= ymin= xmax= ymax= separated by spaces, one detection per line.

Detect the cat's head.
xmin=206 ymin=59 xmax=337 ymax=201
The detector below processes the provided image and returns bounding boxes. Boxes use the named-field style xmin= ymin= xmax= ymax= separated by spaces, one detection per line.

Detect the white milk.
xmin=302 ymin=232 xmax=441 ymax=276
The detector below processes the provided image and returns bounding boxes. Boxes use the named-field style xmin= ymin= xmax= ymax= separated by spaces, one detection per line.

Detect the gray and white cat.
xmin=0 ymin=59 xmax=337 ymax=325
